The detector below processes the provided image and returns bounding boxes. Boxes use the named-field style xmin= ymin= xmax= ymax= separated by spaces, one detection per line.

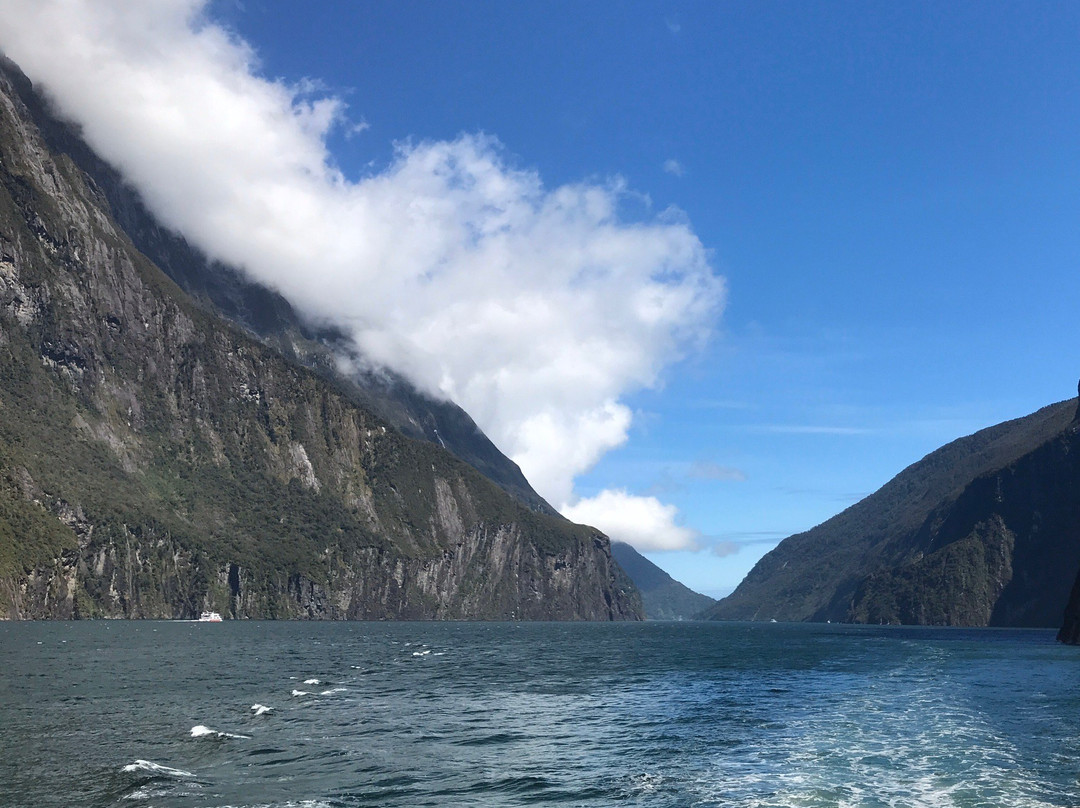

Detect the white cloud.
xmin=663 ymin=158 xmax=684 ymax=177
xmin=0 ymin=0 xmax=724 ymax=541
xmin=562 ymin=490 xmax=699 ymax=552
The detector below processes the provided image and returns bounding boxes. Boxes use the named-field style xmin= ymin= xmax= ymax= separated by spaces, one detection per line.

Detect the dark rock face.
xmin=707 ymin=397 xmax=1080 ymax=627
xmin=0 ymin=55 xmax=553 ymax=517
xmin=0 ymin=60 xmax=641 ymax=621
xmin=1058 ymin=569 xmax=1080 ymax=644
xmin=1057 ymin=394 xmax=1080 ymax=643
xmin=610 ymin=541 xmax=714 ymax=620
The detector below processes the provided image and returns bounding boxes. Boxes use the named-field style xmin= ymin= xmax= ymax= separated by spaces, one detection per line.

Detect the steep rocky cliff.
xmin=0 ymin=61 xmax=641 ymax=620
xmin=707 ymin=394 xmax=1080 ymax=626
xmin=1057 ymin=568 xmax=1080 ymax=644
xmin=0 ymin=56 xmax=554 ymax=517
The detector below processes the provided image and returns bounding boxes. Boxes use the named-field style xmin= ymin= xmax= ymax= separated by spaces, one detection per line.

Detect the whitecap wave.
xmin=629 ymin=773 xmax=665 ymax=793
xmin=291 ymin=689 xmax=311 ymax=697
xmin=121 ymin=759 xmax=195 ymax=778
xmin=251 ymin=704 xmax=273 ymax=715
xmin=319 ymin=687 xmax=347 ymax=695
xmin=303 ymin=678 xmax=320 ymax=685
xmin=190 ymin=724 xmax=250 ymax=739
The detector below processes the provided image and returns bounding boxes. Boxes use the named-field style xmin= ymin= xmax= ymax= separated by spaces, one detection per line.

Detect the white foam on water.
xmin=291 ymin=689 xmax=311 ymax=697
xmin=412 ymin=649 xmax=431 ymax=657
xmin=319 ymin=687 xmax=347 ymax=695
xmin=210 ymin=802 xmax=334 ymax=808
xmin=251 ymin=704 xmax=273 ymax=715
xmin=190 ymin=724 xmax=250 ymax=740
xmin=692 ymin=650 xmax=1063 ymax=808
xmin=121 ymin=759 xmax=195 ymax=778
xmin=629 ymin=773 xmax=665 ymax=794
xmin=303 ymin=678 xmax=320 ymax=685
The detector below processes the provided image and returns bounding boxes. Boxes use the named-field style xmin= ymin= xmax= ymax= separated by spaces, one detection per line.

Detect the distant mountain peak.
xmin=610 ymin=542 xmax=714 ymax=620
xmin=708 ymin=393 xmax=1080 ymax=628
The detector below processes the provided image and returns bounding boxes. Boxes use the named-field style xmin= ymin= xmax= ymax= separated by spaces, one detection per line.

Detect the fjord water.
xmin=1 ymin=621 xmax=1077 ymax=808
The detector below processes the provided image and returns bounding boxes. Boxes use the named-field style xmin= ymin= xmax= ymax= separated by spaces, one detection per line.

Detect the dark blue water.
xmin=1 ymin=621 xmax=1077 ymax=807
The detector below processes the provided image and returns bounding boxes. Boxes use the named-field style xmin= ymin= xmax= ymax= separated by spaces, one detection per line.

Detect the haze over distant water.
xmin=2 ymin=621 xmax=1077 ymax=807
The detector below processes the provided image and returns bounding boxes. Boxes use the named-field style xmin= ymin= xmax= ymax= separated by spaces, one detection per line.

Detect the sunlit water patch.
xmin=1 ymin=621 xmax=1077 ymax=807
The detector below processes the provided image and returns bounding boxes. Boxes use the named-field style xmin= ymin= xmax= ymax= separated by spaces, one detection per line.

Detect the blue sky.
xmin=7 ymin=1 xmax=1078 ymax=598
xmin=222 ymin=1 xmax=1080 ymax=596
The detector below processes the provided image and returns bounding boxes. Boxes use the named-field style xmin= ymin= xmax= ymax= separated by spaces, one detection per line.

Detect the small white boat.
xmin=198 ymin=610 xmax=223 ymax=622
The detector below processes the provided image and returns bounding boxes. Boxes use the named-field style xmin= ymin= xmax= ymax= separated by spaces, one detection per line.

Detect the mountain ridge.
xmin=609 ymin=541 xmax=715 ymax=620
xmin=0 ymin=54 xmax=555 ymax=517
xmin=707 ymin=394 xmax=1080 ymax=626
xmin=0 ymin=57 xmax=641 ymax=621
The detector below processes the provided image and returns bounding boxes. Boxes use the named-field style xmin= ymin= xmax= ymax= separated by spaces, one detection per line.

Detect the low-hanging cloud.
xmin=0 ymin=0 xmax=725 ymax=546
xmin=562 ymin=490 xmax=699 ymax=552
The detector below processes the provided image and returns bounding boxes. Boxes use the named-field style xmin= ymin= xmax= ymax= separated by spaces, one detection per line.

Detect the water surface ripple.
xmin=1 ymin=621 xmax=1077 ymax=807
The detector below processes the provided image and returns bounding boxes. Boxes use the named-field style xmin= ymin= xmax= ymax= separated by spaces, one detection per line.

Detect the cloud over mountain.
xmin=0 ymin=0 xmax=724 ymax=546
xmin=563 ymin=490 xmax=699 ymax=552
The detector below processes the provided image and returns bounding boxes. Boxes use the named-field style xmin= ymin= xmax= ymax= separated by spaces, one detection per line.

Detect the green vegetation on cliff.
xmin=1 ymin=54 xmax=554 ymax=519
xmin=707 ymin=396 xmax=1080 ymax=627
xmin=610 ymin=541 xmax=714 ymax=620
xmin=0 ymin=60 xmax=640 ymax=621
